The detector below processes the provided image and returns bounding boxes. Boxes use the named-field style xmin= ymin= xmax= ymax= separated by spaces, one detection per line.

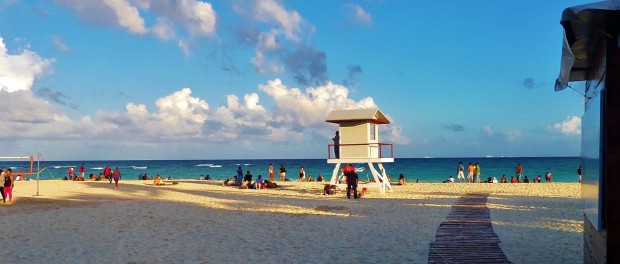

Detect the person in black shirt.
xmin=345 ymin=170 xmax=359 ymax=199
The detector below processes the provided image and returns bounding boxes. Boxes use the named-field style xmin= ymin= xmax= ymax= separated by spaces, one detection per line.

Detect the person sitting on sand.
xmin=398 ymin=174 xmax=406 ymax=185
xmin=154 ymin=174 xmax=164 ymax=186
xmin=448 ymin=175 xmax=454 ymax=183
xmin=205 ymin=175 xmax=211 ymax=180
xmin=501 ymin=175 xmax=507 ymax=183
xmin=244 ymin=171 xmax=252 ymax=185
xmin=317 ymin=174 xmax=324 ymax=182
xmin=492 ymin=177 xmax=498 ymax=183
xmin=307 ymin=174 xmax=314 ymax=182
xmin=323 ymin=184 xmax=337 ymax=195
xmin=510 ymin=176 xmax=517 ymax=183
xmin=222 ymin=178 xmax=231 ymax=186
xmin=89 ymin=173 xmax=96 ymax=180
xmin=254 ymin=175 xmax=264 ymax=189
xmin=523 ymin=176 xmax=530 ymax=183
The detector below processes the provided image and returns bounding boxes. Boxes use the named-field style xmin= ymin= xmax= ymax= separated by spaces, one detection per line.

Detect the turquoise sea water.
xmin=1 ymin=157 xmax=581 ymax=183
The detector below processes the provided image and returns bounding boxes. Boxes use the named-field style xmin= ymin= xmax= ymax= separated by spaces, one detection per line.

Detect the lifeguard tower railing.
xmin=327 ymin=142 xmax=394 ymax=160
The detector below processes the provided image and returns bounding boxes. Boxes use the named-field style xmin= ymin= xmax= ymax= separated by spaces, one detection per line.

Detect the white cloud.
xmin=0 ymin=37 xmax=54 ymax=92
xmin=176 ymin=0 xmax=217 ymax=36
xmin=56 ymin=0 xmax=218 ymax=54
xmin=96 ymin=88 xmax=209 ymax=140
xmin=259 ymin=78 xmax=376 ymax=127
xmin=0 ymin=90 xmax=88 ymax=140
xmin=349 ymin=4 xmax=372 ymax=25
xmin=553 ymin=116 xmax=581 ymax=135
xmin=104 ymin=0 xmax=147 ymax=34
xmin=52 ymin=36 xmax=70 ymax=52
xmin=253 ymin=0 xmax=302 ymax=41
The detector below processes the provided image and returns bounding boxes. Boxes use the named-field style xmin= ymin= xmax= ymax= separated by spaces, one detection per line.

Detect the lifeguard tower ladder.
xmin=326 ymin=108 xmax=394 ymax=194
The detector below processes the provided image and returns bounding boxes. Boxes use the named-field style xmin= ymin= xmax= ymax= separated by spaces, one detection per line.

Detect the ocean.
xmin=1 ymin=157 xmax=581 ymax=183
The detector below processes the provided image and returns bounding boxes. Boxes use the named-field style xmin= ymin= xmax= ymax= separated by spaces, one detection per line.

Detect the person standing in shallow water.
xmin=516 ymin=163 xmax=523 ymax=183
xmin=279 ymin=165 xmax=286 ymax=181
xmin=577 ymin=165 xmax=582 ymax=183
xmin=269 ymin=163 xmax=275 ymax=182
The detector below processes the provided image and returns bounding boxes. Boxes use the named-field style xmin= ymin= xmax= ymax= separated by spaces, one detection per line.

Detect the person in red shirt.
xmin=510 ymin=176 xmax=517 ymax=183
xmin=79 ymin=164 xmax=85 ymax=179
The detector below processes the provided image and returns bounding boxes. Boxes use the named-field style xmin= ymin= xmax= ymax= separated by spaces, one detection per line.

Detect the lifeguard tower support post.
xmin=326 ymin=108 xmax=394 ymax=193
xmin=554 ymin=2 xmax=620 ymax=263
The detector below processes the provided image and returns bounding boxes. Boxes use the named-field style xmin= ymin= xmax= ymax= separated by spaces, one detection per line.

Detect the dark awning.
xmin=555 ymin=1 xmax=619 ymax=91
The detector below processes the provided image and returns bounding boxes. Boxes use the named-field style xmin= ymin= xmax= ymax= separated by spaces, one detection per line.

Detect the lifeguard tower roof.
xmin=325 ymin=108 xmax=390 ymax=124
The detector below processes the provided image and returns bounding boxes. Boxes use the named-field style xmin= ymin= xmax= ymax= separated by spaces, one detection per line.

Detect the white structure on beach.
xmin=325 ymin=108 xmax=394 ymax=193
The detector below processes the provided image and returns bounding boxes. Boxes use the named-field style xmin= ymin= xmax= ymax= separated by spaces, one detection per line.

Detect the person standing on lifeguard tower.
xmin=332 ymin=131 xmax=340 ymax=159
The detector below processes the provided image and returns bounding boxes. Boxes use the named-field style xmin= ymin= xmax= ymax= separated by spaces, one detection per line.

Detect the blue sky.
xmin=0 ymin=0 xmax=591 ymax=160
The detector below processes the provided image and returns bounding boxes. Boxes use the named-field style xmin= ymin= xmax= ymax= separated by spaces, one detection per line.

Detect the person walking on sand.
xmin=279 ymin=164 xmax=287 ymax=181
xmin=516 ymin=163 xmax=523 ymax=183
xmin=577 ymin=165 xmax=582 ymax=183
xmin=457 ymin=162 xmax=465 ymax=183
xmin=299 ymin=166 xmax=306 ymax=182
xmin=112 ymin=167 xmax=121 ymax=189
xmin=4 ymin=168 xmax=14 ymax=202
xmin=269 ymin=163 xmax=275 ymax=182
xmin=332 ymin=131 xmax=340 ymax=159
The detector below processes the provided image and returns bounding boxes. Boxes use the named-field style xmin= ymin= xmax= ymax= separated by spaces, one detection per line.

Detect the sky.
xmin=0 ymin=0 xmax=594 ymax=160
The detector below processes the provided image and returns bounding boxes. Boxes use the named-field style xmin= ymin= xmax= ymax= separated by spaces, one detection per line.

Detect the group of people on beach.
xmin=64 ymin=164 xmax=122 ymax=189
xmin=449 ymin=162 xmax=558 ymax=183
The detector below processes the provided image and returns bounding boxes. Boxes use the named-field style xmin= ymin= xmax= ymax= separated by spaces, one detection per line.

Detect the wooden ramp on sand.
xmin=428 ymin=193 xmax=511 ymax=264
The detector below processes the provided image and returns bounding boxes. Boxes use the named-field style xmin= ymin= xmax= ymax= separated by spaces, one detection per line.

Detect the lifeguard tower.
xmin=326 ymin=108 xmax=394 ymax=193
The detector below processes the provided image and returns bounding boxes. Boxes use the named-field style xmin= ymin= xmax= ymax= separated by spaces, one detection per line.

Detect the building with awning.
xmin=554 ymin=1 xmax=620 ymax=263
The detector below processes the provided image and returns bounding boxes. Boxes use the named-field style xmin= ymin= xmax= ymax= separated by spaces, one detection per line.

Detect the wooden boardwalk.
xmin=428 ymin=193 xmax=511 ymax=264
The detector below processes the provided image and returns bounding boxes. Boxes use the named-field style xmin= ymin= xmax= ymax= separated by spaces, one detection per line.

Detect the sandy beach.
xmin=0 ymin=180 xmax=582 ymax=263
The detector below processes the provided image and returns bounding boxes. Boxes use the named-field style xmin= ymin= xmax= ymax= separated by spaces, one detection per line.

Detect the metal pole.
xmin=35 ymin=154 xmax=41 ymax=196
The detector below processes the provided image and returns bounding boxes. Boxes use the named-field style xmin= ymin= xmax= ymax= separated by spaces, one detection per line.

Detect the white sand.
xmin=0 ymin=180 xmax=582 ymax=263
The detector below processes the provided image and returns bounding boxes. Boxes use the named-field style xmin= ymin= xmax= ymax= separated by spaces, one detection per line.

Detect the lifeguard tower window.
xmin=370 ymin=123 xmax=376 ymax=140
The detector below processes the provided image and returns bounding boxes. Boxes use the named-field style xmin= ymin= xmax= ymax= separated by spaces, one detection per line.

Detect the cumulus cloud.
xmin=0 ymin=90 xmax=88 ymax=140
xmin=96 ymin=88 xmax=209 ymax=140
xmin=553 ymin=116 xmax=581 ymax=135
xmin=348 ymin=4 xmax=372 ymax=25
xmin=251 ymin=0 xmax=302 ymax=41
xmin=0 ymin=37 xmax=54 ymax=92
xmin=203 ymin=79 xmax=409 ymax=144
xmin=55 ymin=0 xmax=217 ymax=53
